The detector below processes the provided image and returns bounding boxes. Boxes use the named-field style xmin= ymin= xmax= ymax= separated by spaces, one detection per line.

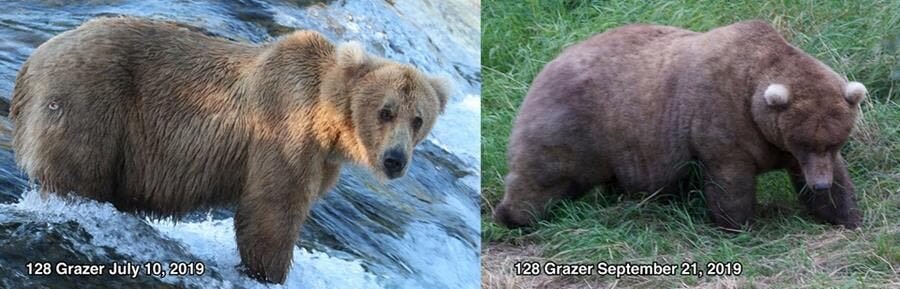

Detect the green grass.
xmin=482 ymin=0 xmax=900 ymax=287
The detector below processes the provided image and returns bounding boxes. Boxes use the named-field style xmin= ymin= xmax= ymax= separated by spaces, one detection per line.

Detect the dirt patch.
xmin=482 ymin=242 xmax=762 ymax=289
xmin=482 ymin=242 xmax=608 ymax=289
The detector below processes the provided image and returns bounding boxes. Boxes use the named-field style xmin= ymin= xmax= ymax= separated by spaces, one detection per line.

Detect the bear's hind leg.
xmin=702 ymin=161 xmax=757 ymax=231
xmin=18 ymin=81 xmax=128 ymax=202
xmin=787 ymin=156 xmax=861 ymax=229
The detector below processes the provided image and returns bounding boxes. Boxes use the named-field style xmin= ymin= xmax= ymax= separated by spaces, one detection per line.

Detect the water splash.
xmin=0 ymin=0 xmax=480 ymax=288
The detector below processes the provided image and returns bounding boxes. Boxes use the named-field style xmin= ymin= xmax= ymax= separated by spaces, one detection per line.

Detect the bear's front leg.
xmin=702 ymin=161 xmax=757 ymax=231
xmin=235 ymin=156 xmax=318 ymax=284
xmin=788 ymin=156 xmax=862 ymax=229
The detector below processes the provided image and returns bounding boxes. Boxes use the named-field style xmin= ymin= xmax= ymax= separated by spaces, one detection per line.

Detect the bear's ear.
xmin=844 ymin=81 xmax=866 ymax=105
xmin=764 ymin=83 xmax=790 ymax=106
xmin=336 ymin=42 xmax=378 ymax=76
xmin=428 ymin=76 xmax=451 ymax=113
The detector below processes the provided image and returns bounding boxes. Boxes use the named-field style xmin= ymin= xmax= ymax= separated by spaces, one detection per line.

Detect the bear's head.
xmin=330 ymin=42 xmax=449 ymax=179
xmin=755 ymin=76 xmax=866 ymax=191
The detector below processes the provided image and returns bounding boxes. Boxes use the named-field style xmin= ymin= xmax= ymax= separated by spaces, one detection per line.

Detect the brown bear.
xmin=10 ymin=17 xmax=448 ymax=283
xmin=494 ymin=20 xmax=865 ymax=232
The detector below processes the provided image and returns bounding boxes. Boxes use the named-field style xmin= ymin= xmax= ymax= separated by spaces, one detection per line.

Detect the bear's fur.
xmin=11 ymin=17 xmax=448 ymax=283
xmin=494 ymin=21 xmax=864 ymax=231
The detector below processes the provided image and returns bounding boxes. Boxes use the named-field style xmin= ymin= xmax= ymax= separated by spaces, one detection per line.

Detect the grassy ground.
xmin=481 ymin=0 xmax=900 ymax=288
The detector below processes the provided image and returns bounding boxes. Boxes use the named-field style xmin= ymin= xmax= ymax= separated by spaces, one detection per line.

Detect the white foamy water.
xmin=5 ymin=190 xmax=383 ymax=288
xmin=151 ymin=218 xmax=381 ymax=289
xmin=5 ymin=188 xmax=479 ymax=289
xmin=0 ymin=1 xmax=481 ymax=288
xmin=430 ymin=93 xmax=482 ymax=165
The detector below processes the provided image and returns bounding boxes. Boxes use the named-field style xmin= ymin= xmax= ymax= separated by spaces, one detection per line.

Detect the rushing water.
xmin=0 ymin=0 xmax=481 ymax=288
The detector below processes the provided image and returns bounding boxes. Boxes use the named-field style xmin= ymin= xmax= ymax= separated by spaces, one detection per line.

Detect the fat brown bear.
xmin=494 ymin=20 xmax=865 ymax=232
xmin=10 ymin=17 xmax=448 ymax=283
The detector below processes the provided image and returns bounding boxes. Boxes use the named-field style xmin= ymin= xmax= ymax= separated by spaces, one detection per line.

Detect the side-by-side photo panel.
xmin=483 ymin=1 xmax=898 ymax=288
xmin=1 ymin=0 xmax=898 ymax=288
xmin=0 ymin=0 xmax=480 ymax=288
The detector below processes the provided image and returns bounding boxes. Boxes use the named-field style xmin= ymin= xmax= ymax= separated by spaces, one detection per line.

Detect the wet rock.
xmin=0 ymin=211 xmax=186 ymax=289
xmin=0 ymin=0 xmax=480 ymax=288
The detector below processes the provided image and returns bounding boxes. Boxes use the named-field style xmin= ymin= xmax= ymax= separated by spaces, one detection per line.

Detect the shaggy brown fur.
xmin=494 ymin=21 xmax=864 ymax=232
xmin=11 ymin=17 xmax=448 ymax=283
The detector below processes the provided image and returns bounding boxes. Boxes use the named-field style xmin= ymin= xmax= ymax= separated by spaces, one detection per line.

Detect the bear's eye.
xmin=412 ymin=116 xmax=423 ymax=131
xmin=379 ymin=108 xmax=394 ymax=122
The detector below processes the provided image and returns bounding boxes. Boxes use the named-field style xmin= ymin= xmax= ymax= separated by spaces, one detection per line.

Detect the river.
xmin=0 ymin=0 xmax=481 ymax=288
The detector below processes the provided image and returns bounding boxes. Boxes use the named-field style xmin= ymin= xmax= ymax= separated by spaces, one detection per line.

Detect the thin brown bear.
xmin=11 ymin=17 xmax=449 ymax=283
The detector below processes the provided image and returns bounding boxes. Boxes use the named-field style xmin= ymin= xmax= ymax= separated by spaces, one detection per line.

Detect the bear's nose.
xmin=493 ymin=203 xmax=530 ymax=229
xmin=382 ymin=149 xmax=406 ymax=178
xmin=812 ymin=182 xmax=831 ymax=191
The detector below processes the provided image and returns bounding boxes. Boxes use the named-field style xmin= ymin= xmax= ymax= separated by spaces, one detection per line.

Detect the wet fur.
xmin=11 ymin=17 xmax=448 ymax=283
xmin=495 ymin=21 xmax=863 ymax=231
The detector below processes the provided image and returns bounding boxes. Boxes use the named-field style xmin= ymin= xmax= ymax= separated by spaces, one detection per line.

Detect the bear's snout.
xmin=801 ymin=153 xmax=834 ymax=192
xmin=493 ymin=202 xmax=533 ymax=228
xmin=812 ymin=182 xmax=831 ymax=191
xmin=382 ymin=148 xmax=407 ymax=178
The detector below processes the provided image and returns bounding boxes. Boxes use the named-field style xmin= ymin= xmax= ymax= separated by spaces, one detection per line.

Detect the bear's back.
xmin=512 ymin=21 xmax=804 ymax=192
xmin=11 ymin=17 xmax=260 ymax=216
